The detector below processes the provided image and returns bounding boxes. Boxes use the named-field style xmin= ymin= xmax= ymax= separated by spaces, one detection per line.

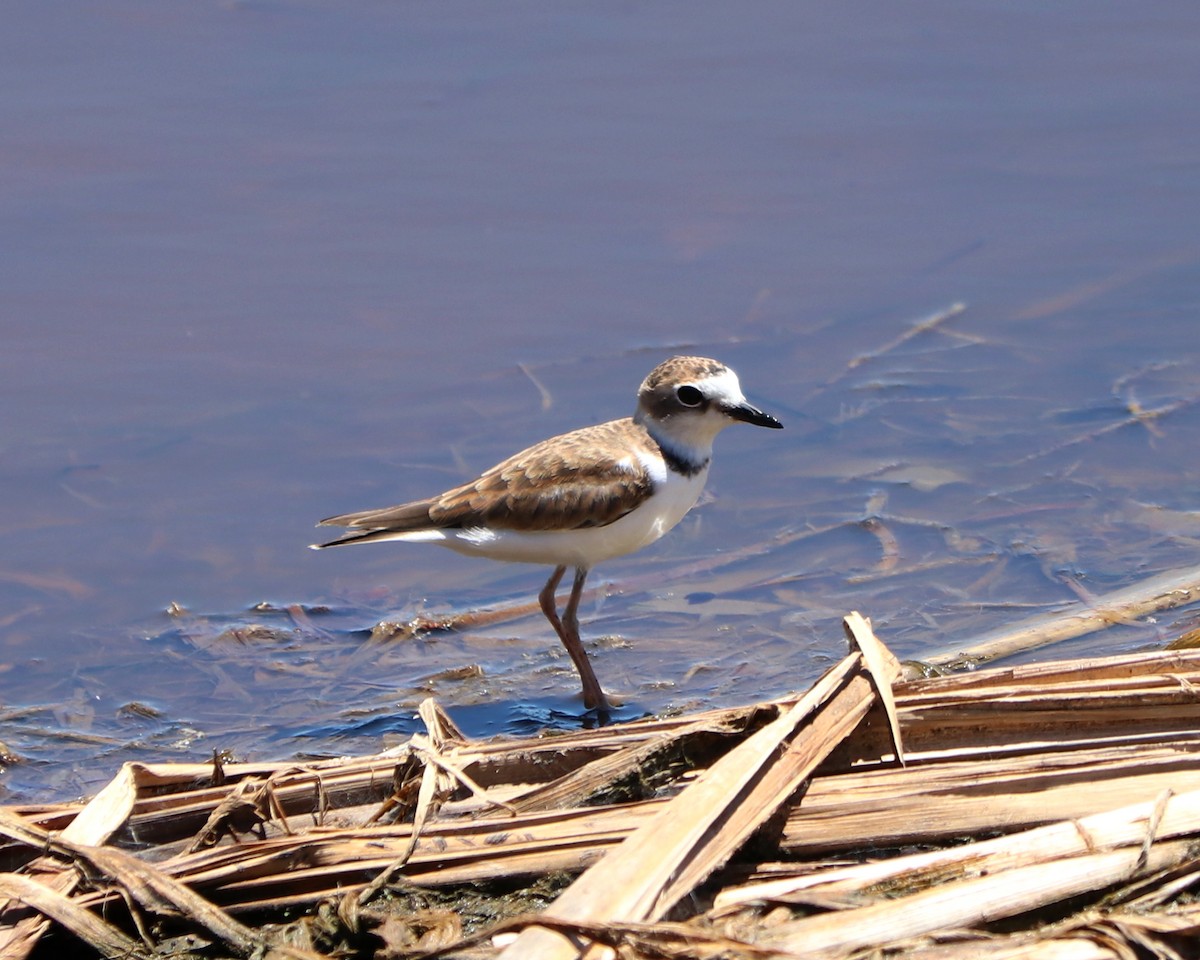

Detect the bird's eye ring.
xmin=676 ymin=385 xmax=704 ymax=407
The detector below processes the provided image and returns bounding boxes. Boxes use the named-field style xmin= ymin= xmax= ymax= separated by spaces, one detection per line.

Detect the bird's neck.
xmin=637 ymin=414 xmax=712 ymax=478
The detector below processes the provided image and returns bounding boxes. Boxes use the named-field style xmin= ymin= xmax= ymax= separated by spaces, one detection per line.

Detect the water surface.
xmin=2 ymin=1 xmax=1199 ymax=801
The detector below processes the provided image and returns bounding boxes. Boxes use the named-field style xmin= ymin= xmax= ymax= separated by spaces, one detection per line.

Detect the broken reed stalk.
xmin=767 ymin=840 xmax=1197 ymax=959
xmin=759 ymin=789 xmax=1200 ymax=958
xmin=923 ymin=560 xmax=1200 ymax=669
xmin=722 ymin=787 xmax=1200 ymax=913
xmin=7 ymin=620 xmax=1200 ymax=959
xmin=0 ymin=760 xmax=147 ymax=960
xmin=0 ymin=810 xmax=324 ymax=960
xmin=496 ymin=613 xmax=900 ymax=960
xmin=0 ymin=873 xmax=151 ymax=960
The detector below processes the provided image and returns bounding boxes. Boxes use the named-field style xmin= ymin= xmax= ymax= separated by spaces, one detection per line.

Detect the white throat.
xmin=641 ymin=418 xmax=714 ymax=476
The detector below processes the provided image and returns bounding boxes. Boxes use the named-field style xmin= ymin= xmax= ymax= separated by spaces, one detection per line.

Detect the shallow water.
xmin=3 ymin=1 xmax=1200 ymax=801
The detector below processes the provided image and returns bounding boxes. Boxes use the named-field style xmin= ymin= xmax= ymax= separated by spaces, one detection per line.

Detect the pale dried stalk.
xmin=0 ymin=760 xmax=143 ymax=960
xmin=28 ymin=649 xmax=1200 ymax=919
xmin=0 ymin=810 xmax=324 ymax=960
xmin=724 ymin=787 xmax=1200 ymax=911
xmin=765 ymin=839 xmax=1197 ymax=959
xmin=0 ymin=873 xmax=151 ymax=960
xmin=10 ymin=634 xmax=1200 ymax=959
xmin=844 ymin=611 xmax=904 ymax=763
xmin=113 ymin=735 xmax=1198 ymax=914
xmin=782 ymin=741 xmax=1200 ymax=855
xmin=924 ymin=562 xmax=1200 ymax=669
xmin=497 ymin=617 xmax=900 ymax=960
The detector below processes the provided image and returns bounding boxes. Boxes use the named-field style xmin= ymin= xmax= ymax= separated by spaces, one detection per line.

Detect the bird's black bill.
xmin=726 ymin=401 xmax=783 ymax=429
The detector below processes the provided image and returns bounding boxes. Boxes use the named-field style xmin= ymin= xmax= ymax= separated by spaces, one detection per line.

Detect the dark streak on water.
xmin=3 ymin=2 xmax=1200 ymax=801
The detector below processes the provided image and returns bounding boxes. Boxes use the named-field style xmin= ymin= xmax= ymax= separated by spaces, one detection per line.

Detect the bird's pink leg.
xmin=538 ymin=565 xmax=608 ymax=712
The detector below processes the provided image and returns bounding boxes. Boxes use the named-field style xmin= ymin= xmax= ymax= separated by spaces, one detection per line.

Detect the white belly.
xmin=400 ymin=466 xmax=708 ymax=569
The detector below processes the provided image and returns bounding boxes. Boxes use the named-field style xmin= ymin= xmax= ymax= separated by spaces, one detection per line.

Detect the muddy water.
xmin=2 ymin=2 xmax=1199 ymax=800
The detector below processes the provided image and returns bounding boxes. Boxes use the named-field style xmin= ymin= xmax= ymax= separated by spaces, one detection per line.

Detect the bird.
xmin=312 ymin=355 xmax=782 ymax=713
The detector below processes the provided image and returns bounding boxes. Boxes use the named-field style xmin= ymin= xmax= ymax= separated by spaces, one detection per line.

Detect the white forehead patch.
xmin=695 ymin=367 xmax=746 ymax=406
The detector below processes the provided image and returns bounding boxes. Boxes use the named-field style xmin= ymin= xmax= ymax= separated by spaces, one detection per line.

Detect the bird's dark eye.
xmin=676 ymin=384 xmax=704 ymax=407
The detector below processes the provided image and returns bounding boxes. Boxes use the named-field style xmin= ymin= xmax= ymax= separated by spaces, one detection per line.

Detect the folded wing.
xmin=314 ymin=419 xmax=658 ymax=546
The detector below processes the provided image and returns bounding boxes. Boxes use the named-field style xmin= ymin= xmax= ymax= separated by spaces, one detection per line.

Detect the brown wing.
xmin=316 ymin=418 xmax=658 ymax=540
xmin=430 ymin=419 xmax=656 ymax=531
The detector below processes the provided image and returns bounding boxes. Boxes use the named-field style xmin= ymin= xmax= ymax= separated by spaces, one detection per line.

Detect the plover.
xmin=312 ymin=356 xmax=782 ymax=713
